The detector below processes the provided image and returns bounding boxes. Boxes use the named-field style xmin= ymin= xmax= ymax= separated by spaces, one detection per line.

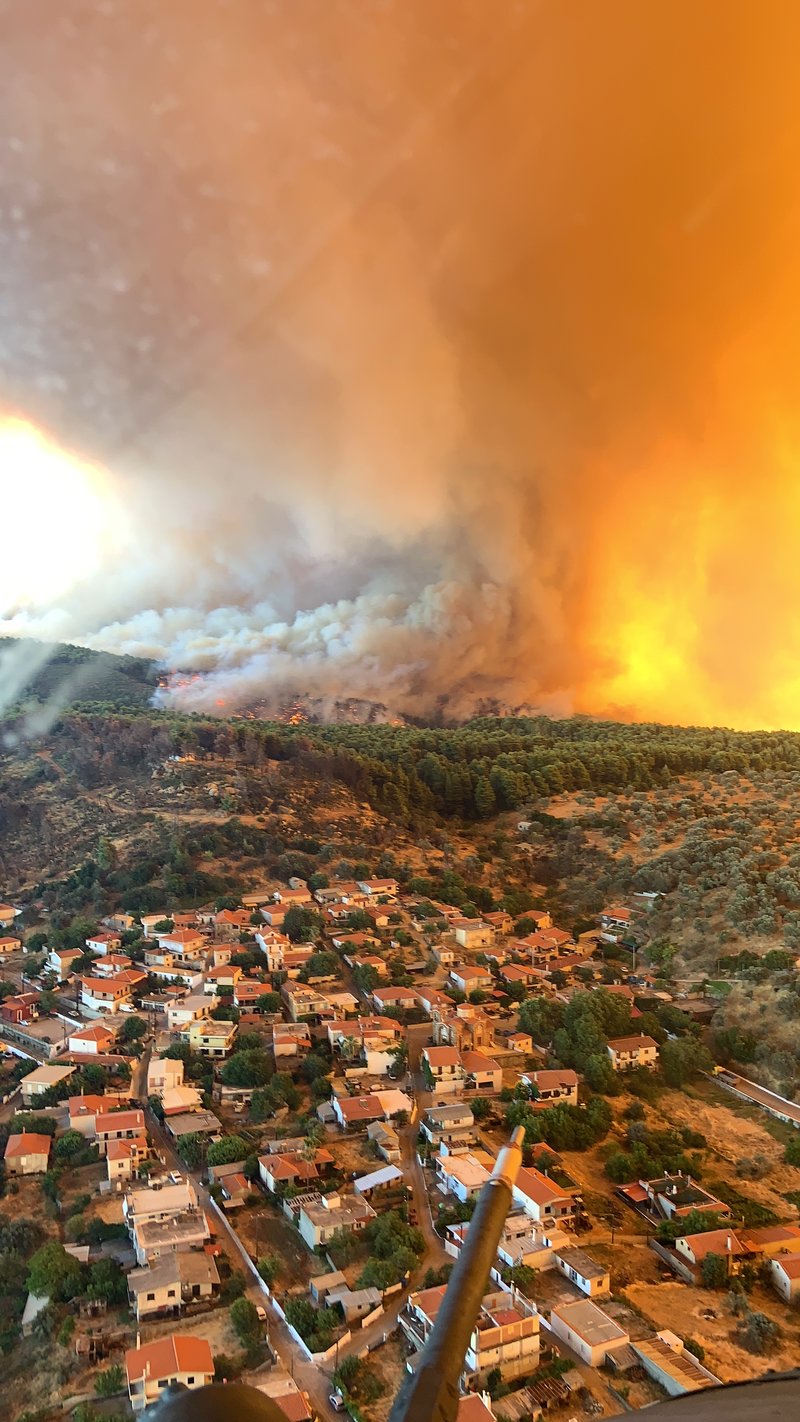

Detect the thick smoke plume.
xmin=2 ymin=2 xmax=800 ymax=728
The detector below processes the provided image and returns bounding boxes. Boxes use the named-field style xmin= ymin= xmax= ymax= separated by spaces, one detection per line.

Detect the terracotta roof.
xmin=70 ymin=1023 xmax=114 ymax=1043
xmin=125 ymin=1334 xmax=214 ymax=1384
xmin=531 ymin=1069 xmax=578 ymax=1090
xmin=607 ymin=1034 xmax=658 ymax=1052
xmin=5 ymin=1132 xmax=51 ymax=1158
xmin=515 ymin=1165 xmax=571 ymax=1207
xmin=338 ymin=1095 xmax=383 ymax=1121
xmin=106 ymin=1139 xmax=137 ymax=1160
xmin=773 ymin=1255 xmax=800 ymax=1278
xmin=424 ymin=1047 xmax=461 ymax=1067
xmin=680 ymin=1228 xmax=746 ymax=1260
xmin=96 ymin=1109 xmax=145 ymax=1133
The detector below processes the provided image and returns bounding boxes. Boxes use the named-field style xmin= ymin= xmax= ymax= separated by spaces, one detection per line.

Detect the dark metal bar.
xmin=389 ymin=1126 xmax=525 ymax=1422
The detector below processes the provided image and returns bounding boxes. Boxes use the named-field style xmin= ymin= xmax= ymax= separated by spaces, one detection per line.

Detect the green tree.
xmin=27 ymin=1242 xmax=84 ymax=1302
xmin=120 ymin=1014 xmax=148 ymax=1042
xmin=94 ymin=1364 xmax=124 ymax=1397
xmin=474 ymin=777 xmax=496 ymax=818
xmin=283 ymin=907 xmax=322 ymax=943
xmin=54 ymin=1129 xmax=87 ymax=1164
xmin=207 ymin=1135 xmax=252 ymax=1167
xmin=230 ymin=1296 xmax=261 ymax=1349
xmin=700 ymin=1253 xmax=729 ymax=1289
xmin=88 ymin=1257 xmax=128 ymax=1305
xmin=219 ymin=1049 xmax=272 ymax=1088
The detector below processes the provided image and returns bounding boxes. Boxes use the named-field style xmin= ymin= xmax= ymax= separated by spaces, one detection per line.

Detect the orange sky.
xmin=3 ymin=2 xmax=800 ymax=728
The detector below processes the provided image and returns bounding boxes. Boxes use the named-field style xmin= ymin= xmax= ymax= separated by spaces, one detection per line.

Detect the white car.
xmin=329 ymin=1396 xmax=346 ymax=1413
xmin=255 ymin=1305 xmax=267 ymax=1321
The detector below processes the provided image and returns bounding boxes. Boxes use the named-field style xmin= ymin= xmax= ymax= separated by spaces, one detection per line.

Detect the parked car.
xmin=329 ymin=1395 xmax=346 ymax=1412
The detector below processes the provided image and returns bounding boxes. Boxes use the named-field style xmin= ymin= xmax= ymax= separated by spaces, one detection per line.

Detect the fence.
xmin=648 ymin=1239 xmax=696 ymax=1284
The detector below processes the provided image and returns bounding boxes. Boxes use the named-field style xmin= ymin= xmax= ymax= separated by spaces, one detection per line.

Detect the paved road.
xmin=130 ymin=1041 xmax=152 ymax=1103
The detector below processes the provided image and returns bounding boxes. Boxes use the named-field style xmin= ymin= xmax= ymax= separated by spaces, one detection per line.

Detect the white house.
xmin=449 ymin=964 xmax=494 ymax=994
xmin=549 ymin=1300 xmax=629 ymax=1367
xmin=553 ymin=1247 xmax=611 ymax=1297
xmin=422 ymin=1046 xmax=466 ymax=1095
xmin=297 ymin=1192 xmax=375 ymax=1250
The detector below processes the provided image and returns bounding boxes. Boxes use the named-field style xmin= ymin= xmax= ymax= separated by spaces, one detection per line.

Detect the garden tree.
xmin=271 ymin=1072 xmax=301 ymax=1110
xmin=283 ymin=906 xmax=322 ymax=943
xmin=250 ymin=1086 xmax=281 ymax=1121
xmin=8 ymin=1113 xmax=58 ymax=1136
xmin=232 ymin=1031 xmax=264 ymax=1054
xmin=54 ymin=1129 xmax=88 ymax=1164
xmin=230 ymin=1296 xmax=261 ymax=1349
xmin=219 ymin=1049 xmax=273 ymax=1088
xmin=353 ymin=964 xmax=379 ymax=993
xmin=785 ymin=1137 xmax=800 ymax=1166
xmin=119 ymin=1014 xmax=147 ymax=1042
xmin=27 ymin=1241 xmax=85 ymax=1301
xmin=177 ymin=1133 xmax=205 ymax=1169
xmin=345 ymin=909 xmax=372 ymax=931
xmin=301 ymin=951 xmax=339 ymax=979
xmin=88 ymin=1258 xmax=128 ymax=1305
xmin=207 ymin=1135 xmax=252 ymax=1167
xmin=583 ymin=1052 xmax=617 ymax=1094
xmin=701 ymin=1253 xmax=730 ymax=1289
xmin=284 ymin=1296 xmax=338 ymax=1352
xmin=660 ymin=1037 xmax=713 ymax=1088
xmin=470 ymin=1097 xmax=492 ymax=1120
xmin=308 ymin=872 xmax=329 ymax=892
xmin=257 ymin=991 xmax=281 ymax=1014
xmin=505 ymin=1096 xmax=611 ymax=1152
xmin=518 ymin=997 xmax=565 ymax=1045
xmin=257 ymin=1253 xmax=280 ymax=1286
xmin=94 ymin=1364 xmax=125 ymax=1397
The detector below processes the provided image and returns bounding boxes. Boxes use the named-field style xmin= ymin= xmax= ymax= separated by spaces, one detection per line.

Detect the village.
xmin=1 ymin=873 xmax=800 ymax=1422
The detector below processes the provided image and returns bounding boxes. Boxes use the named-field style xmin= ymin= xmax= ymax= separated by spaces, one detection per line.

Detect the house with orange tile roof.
xmin=4 ymin=1131 xmax=51 ymax=1175
xmin=606 ymin=1034 xmax=659 ymax=1071
xmin=106 ymin=1137 xmax=145 ymax=1184
xmin=125 ymin=1334 xmax=214 ymax=1413
xmin=421 ymin=1045 xmax=466 ymax=1094
xmin=68 ymin=1021 xmax=117 ymax=1055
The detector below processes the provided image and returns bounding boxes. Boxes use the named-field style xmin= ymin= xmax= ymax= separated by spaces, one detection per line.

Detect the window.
xmin=147 ymin=1292 xmax=155 ymax=1301
xmin=187 ymin=1377 xmax=195 ymax=1385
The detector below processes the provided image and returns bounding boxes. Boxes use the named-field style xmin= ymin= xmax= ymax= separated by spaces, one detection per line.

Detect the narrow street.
xmin=144 ymin=1104 xmax=339 ymax=1420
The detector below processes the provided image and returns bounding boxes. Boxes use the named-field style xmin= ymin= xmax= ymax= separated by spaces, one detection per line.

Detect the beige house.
xmin=182 ymin=1016 xmax=237 ymax=1057
xmin=107 ymin=1138 xmax=145 ymax=1183
xmin=127 ymin=1253 xmax=220 ymax=1320
xmin=606 ymin=1034 xmax=659 ymax=1071
xmin=422 ymin=1046 xmax=465 ymax=1095
xmin=95 ymin=1108 xmax=147 ymax=1156
xmin=126 ymin=1334 xmax=214 ymax=1413
xmin=147 ymin=1055 xmax=185 ymax=1095
xmin=453 ymin=921 xmax=495 ymax=951
xmin=403 ymin=1285 xmax=539 ymax=1386
xmin=21 ymin=1063 xmax=76 ymax=1105
xmin=4 ymin=1131 xmax=51 ymax=1175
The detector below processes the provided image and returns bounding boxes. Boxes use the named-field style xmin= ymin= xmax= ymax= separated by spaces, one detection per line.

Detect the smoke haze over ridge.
xmin=3 ymin=1 xmax=800 ymax=727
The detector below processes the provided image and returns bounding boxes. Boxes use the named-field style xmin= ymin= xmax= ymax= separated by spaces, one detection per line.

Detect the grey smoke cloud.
xmin=1 ymin=2 xmax=800 ymax=724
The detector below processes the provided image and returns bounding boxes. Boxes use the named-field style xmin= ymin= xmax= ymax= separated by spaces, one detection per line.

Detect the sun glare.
xmin=0 ymin=419 xmax=119 ymax=614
